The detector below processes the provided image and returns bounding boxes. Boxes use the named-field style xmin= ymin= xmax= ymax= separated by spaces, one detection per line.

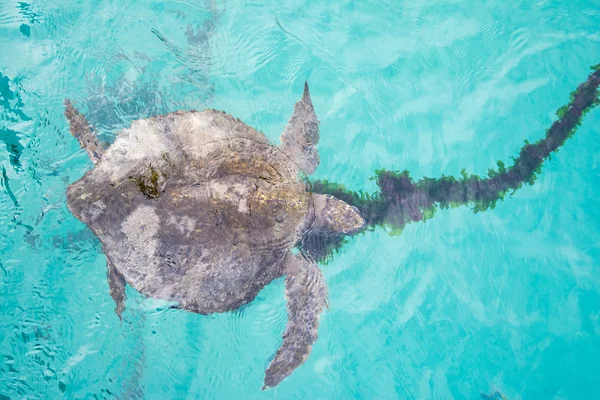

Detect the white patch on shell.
xmin=121 ymin=204 xmax=160 ymax=267
xmin=173 ymin=111 xmax=268 ymax=161
xmin=165 ymin=214 xmax=197 ymax=236
xmin=95 ymin=118 xmax=175 ymax=182
xmin=83 ymin=200 xmax=106 ymax=223
xmin=89 ymin=111 xmax=273 ymax=186
xmin=208 ymin=180 xmax=251 ymax=214
xmin=238 ymin=198 xmax=249 ymax=214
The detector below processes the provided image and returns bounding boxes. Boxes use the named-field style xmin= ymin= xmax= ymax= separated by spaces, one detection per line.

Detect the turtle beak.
xmin=313 ymin=193 xmax=366 ymax=235
xmin=339 ymin=204 xmax=366 ymax=235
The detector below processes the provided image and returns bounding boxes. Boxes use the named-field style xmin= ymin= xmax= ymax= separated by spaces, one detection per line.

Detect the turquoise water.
xmin=1 ymin=0 xmax=600 ymax=398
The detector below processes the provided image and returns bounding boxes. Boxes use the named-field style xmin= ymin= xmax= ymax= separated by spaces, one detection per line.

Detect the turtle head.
xmin=311 ymin=193 xmax=365 ymax=235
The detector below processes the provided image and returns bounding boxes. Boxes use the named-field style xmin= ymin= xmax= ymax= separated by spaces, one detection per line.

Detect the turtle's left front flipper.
xmin=64 ymin=99 xmax=105 ymax=164
xmin=263 ymin=253 xmax=328 ymax=390
xmin=280 ymin=81 xmax=320 ymax=175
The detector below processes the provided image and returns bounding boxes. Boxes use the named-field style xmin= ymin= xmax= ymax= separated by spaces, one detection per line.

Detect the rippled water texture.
xmin=2 ymin=0 xmax=600 ymax=398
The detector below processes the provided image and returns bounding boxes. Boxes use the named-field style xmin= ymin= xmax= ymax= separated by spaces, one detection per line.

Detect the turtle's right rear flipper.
xmin=107 ymin=259 xmax=126 ymax=321
xmin=64 ymin=99 xmax=104 ymax=163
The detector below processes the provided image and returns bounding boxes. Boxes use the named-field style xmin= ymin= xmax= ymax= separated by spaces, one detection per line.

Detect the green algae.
xmin=308 ymin=64 xmax=600 ymax=261
xmin=133 ymin=165 xmax=161 ymax=199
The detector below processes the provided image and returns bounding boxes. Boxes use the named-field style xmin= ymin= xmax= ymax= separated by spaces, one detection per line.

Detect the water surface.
xmin=1 ymin=0 xmax=600 ymax=398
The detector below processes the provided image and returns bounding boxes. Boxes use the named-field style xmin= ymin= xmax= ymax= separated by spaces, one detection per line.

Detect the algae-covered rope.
xmin=308 ymin=65 xmax=600 ymax=258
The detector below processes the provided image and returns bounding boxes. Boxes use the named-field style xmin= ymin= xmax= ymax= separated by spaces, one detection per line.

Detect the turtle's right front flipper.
xmin=263 ymin=253 xmax=328 ymax=390
xmin=64 ymin=99 xmax=105 ymax=163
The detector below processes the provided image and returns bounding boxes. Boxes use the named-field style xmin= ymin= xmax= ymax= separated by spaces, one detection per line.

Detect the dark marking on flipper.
xmin=64 ymin=99 xmax=105 ymax=163
xmin=280 ymin=81 xmax=320 ymax=175
xmin=107 ymin=260 xmax=126 ymax=320
xmin=263 ymin=253 xmax=328 ymax=389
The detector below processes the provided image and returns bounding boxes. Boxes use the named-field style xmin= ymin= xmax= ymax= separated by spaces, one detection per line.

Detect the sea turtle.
xmin=64 ymin=82 xmax=366 ymax=389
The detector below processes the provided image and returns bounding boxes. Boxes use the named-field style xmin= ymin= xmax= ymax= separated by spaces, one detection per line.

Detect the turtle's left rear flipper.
xmin=64 ymin=99 xmax=105 ymax=163
xmin=263 ymin=253 xmax=328 ymax=389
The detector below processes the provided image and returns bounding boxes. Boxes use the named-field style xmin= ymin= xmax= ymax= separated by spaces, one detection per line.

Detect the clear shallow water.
xmin=1 ymin=0 xmax=600 ymax=398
